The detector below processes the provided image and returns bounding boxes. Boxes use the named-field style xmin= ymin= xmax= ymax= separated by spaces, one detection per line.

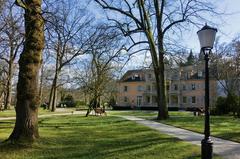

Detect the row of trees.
xmin=0 ymin=0 xmax=127 ymax=112
xmin=0 ymin=0 xmax=128 ymax=142
xmin=0 ymin=1 xmax=23 ymax=110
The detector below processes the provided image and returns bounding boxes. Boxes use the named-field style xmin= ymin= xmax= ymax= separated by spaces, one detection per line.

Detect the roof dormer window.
xmin=132 ymin=74 xmax=139 ymax=80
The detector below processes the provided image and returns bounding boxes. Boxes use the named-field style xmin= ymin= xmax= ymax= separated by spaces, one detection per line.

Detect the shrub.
xmin=58 ymin=94 xmax=76 ymax=107
xmin=214 ymin=96 xmax=228 ymax=115
xmin=229 ymin=94 xmax=240 ymax=118
xmin=75 ymin=100 xmax=86 ymax=106
xmin=108 ymin=97 xmax=116 ymax=108
xmin=40 ymin=103 xmax=48 ymax=109
xmin=214 ymin=94 xmax=240 ymax=116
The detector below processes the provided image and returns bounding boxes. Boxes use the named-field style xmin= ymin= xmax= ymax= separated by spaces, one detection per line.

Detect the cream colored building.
xmin=116 ymin=63 xmax=220 ymax=110
xmin=169 ymin=63 xmax=218 ymax=110
xmin=116 ymin=69 xmax=170 ymax=109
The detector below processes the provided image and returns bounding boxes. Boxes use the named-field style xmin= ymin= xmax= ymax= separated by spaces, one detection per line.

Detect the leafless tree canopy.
xmin=43 ymin=0 xmax=98 ymax=111
xmin=211 ymin=36 xmax=240 ymax=96
xmin=73 ymin=24 xmax=128 ymax=116
xmin=95 ymin=0 xmax=220 ymax=120
xmin=0 ymin=1 xmax=24 ymax=109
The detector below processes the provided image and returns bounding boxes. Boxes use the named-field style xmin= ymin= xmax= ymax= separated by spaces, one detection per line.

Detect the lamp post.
xmin=197 ymin=24 xmax=217 ymax=159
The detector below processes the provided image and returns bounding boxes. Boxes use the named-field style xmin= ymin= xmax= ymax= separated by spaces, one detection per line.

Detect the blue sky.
xmin=92 ymin=0 xmax=240 ymax=51
xmin=185 ymin=0 xmax=240 ymax=52
xmin=90 ymin=0 xmax=240 ymax=70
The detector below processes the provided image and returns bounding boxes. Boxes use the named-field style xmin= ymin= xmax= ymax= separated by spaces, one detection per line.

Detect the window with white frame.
xmin=192 ymin=84 xmax=196 ymax=90
xmin=148 ymin=74 xmax=152 ymax=79
xmin=192 ymin=96 xmax=196 ymax=103
xmin=173 ymin=84 xmax=178 ymax=90
xmin=146 ymin=96 xmax=151 ymax=103
xmin=124 ymin=86 xmax=128 ymax=92
xmin=146 ymin=85 xmax=151 ymax=91
xmin=124 ymin=96 xmax=128 ymax=102
xmin=183 ymin=96 xmax=187 ymax=103
xmin=137 ymin=85 xmax=143 ymax=91
xmin=182 ymin=84 xmax=186 ymax=90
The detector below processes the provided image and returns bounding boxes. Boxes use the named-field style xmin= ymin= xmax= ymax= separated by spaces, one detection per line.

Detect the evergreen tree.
xmin=186 ymin=50 xmax=195 ymax=65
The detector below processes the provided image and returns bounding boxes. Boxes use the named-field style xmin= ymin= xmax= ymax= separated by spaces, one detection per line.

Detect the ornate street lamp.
xmin=197 ymin=24 xmax=217 ymax=159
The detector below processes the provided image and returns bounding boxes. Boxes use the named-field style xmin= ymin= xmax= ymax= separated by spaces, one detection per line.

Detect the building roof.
xmin=120 ymin=69 xmax=146 ymax=82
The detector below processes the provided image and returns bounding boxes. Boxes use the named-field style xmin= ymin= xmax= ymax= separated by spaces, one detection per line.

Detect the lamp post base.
xmin=201 ymin=138 xmax=213 ymax=159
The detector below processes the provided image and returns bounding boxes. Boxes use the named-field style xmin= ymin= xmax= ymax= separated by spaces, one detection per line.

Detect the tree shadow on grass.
xmin=0 ymin=116 xmax=203 ymax=159
xmin=38 ymin=135 xmax=185 ymax=159
xmin=0 ymin=141 xmax=33 ymax=152
xmin=214 ymin=131 xmax=240 ymax=143
xmin=35 ymin=126 xmax=201 ymax=159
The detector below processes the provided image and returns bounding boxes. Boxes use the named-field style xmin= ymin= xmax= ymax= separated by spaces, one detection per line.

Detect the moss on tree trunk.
xmin=8 ymin=0 xmax=44 ymax=142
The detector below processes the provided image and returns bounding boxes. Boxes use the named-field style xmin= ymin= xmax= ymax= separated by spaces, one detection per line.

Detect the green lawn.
xmin=109 ymin=110 xmax=240 ymax=143
xmin=0 ymin=110 xmax=16 ymax=117
xmin=109 ymin=110 xmax=158 ymax=117
xmin=108 ymin=110 xmax=192 ymax=118
xmin=0 ymin=115 xmax=221 ymax=159
xmin=162 ymin=115 xmax=240 ymax=143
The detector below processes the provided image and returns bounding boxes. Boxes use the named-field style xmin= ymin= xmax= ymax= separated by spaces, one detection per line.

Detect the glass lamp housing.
xmin=197 ymin=24 xmax=217 ymax=50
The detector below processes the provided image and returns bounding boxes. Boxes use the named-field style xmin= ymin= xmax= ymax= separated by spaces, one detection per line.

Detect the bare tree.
xmin=73 ymin=24 xmax=126 ymax=116
xmin=7 ymin=0 xmax=44 ymax=142
xmin=211 ymin=37 xmax=240 ymax=96
xmin=0 ymin=0 xmax=6 ymax=17
xmin=0 ymin=1 xmax=24 ymax=109
xmin=95 ymin=0 xmax=219 ymax=119
xmin=211 ymin=36 xmax=240 ymax=117
xmin=44 ymin=0 xmax=93 ymax=112
xmin=38 ymin=48 xmax=52 ymax=105
xmin=0 ymin=61 xmax=7 ymax=109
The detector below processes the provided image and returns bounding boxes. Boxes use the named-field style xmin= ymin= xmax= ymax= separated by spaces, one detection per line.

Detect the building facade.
xmin=116 ymin=63 xmax=220 ymax=110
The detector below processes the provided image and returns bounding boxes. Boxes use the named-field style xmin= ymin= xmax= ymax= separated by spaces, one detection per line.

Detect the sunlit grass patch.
xmin=0 ymin=115 xmax=221 ymax=159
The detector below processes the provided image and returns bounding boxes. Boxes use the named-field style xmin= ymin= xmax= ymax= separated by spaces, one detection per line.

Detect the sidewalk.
xmin=121 ymin=116 xmax=240 ymax=159
xmin=0 ymin=111 xmax=86 ymax=121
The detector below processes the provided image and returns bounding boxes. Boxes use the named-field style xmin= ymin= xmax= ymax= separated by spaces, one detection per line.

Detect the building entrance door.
xmin=137 ymin=96 xmax=142 ymax=107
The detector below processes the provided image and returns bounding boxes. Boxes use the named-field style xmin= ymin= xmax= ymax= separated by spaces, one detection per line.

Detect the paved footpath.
xmin=0 ymin=111 xmax=86 ymax=121
xmin=121 ymin=116 xmax=240 ymax=159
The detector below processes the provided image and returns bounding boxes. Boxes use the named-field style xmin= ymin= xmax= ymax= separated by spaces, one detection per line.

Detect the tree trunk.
xmin=48 ymin=85 xmax=53 ymax=110
xmin=138 ymin=0 xmax=168 ymax=120
xmin=157 ymin=50 xmax=168 ymax=119
xmin=48 ymin=45 xmax=60 ymax=112
xmin=38 ymin=65 xmax=44 ymax=104
xmin=49 ymin=70 xmax=58 ymax=112
xmin=4 ymin=61 xmax=13 ymax=110
xmin=86 ymin=94 xmax=99 ymax=117
xmin=145 ymin=31 xmax=168 ymax=120
xmin=51 ymin=86 xmax=57 ymax=112
xmin=154 ymin=0 xmax=168 ymax=120
xmin=0 ymin=90 xmax=4 ymax=110
xmin=8 ymin=0 xmax=44 ymax=142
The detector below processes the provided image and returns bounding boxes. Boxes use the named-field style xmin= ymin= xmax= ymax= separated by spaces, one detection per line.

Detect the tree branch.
xmin=15 ymin=0 xmax=27 ymax=10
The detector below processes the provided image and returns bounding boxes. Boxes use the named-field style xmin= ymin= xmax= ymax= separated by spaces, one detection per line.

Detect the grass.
xmin=109 ymin=110 xmax=158 ymax=117
xmin=162 ymin=115 xmax=240 ymax=143
xmin=109 ymin=110 xmax=240 ymax=143
xmin=0 ymin=115 xmax=221 ymax=159
xmin=108 ymin=110 xmax=192 ymax=118
xmin=0 ymin=110 xmax=16 ymax=117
